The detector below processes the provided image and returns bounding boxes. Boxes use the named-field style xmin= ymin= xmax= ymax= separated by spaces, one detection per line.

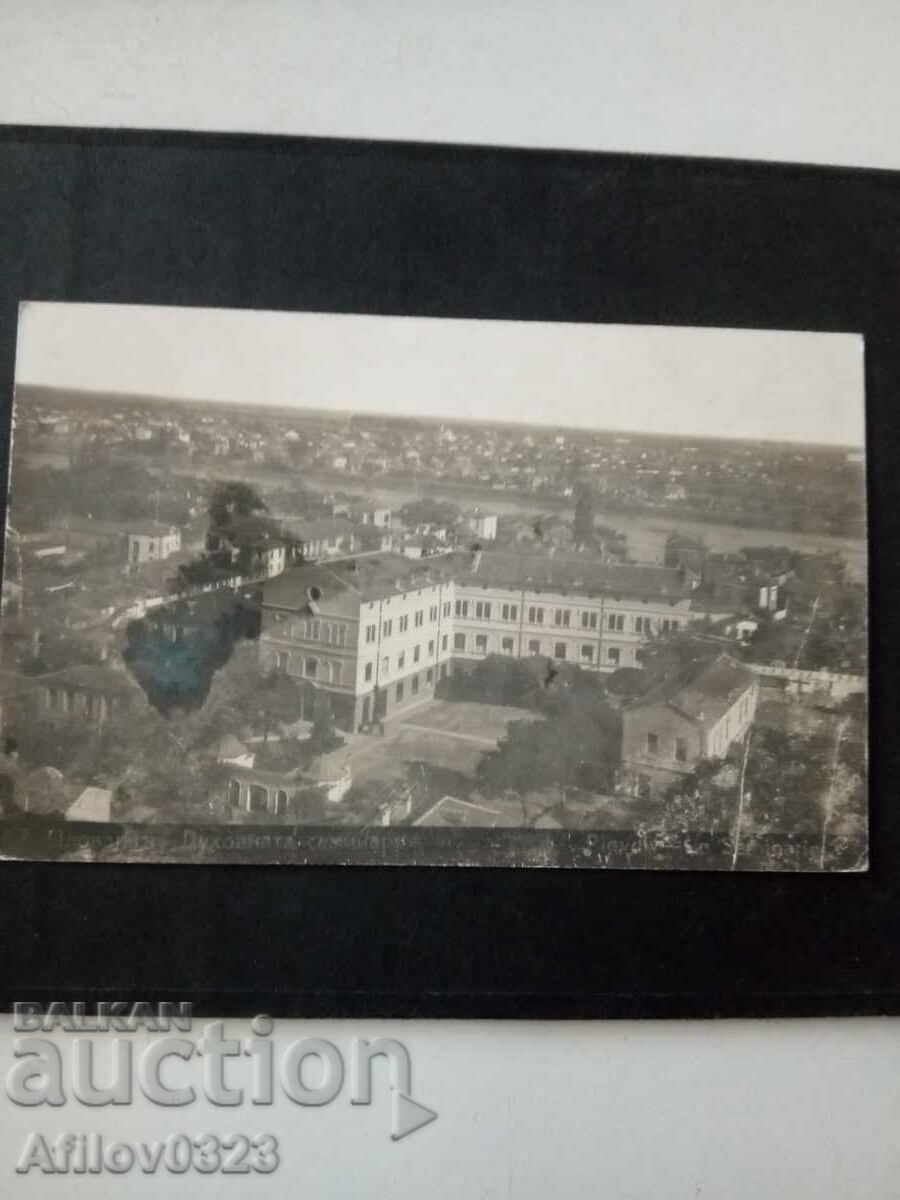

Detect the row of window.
xmin=274 ymin=652 xmax=343 ymax=684
xmin=645 ymin=732 xmax=689 ymax=763
xmin=43 ymin=688 xmax=103 ymax=718
xmin=289 ymin=619 xmax=349 ymax=646
xmin=455 ymin=599 xmax=521 ymax=621
xmin=364 ymin=634 xmax=450 ymax=682
xmin=392 ymin=666 xmax=440 ymax=704
xmin=451 ymin=634 xmax=626 ymax=664
xmin=462 ymin=605 xmax=681 ymax=633
xmin=364 ymin=602 xmax=450 ymax=644
xmin=358 ymin=605 xmax=682 ymax=646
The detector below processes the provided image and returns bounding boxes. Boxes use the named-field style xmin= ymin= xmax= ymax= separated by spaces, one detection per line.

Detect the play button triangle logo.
xmin=391 ymin=1090 xmax=438 ymax=1141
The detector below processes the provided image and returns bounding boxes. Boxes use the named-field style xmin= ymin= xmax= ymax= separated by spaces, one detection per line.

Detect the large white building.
xmin=258 ymin=549 xmax=701 ymax=732
xmin=259 ymin=553 xmax=456 ymax=730
xmin=450 ymin=552 xmax=693 ymax=673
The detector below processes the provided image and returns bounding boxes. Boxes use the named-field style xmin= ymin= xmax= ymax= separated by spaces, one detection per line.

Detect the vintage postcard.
xmin=0 ymin=303 xmax=868 ymax=868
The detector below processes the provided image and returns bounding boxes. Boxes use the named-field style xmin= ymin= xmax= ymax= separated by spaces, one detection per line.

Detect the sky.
xmin=14 ymin=302 xmax=866 ymax=447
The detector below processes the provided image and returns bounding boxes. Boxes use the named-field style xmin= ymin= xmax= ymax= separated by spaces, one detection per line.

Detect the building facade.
xmin=259 ymin=553 xmax=457 ymax=732
xmin=258 ymin=549 xmax=708 ymax=734
xmin=450 ymin=553 xmax=695 ymax=673
xmin=465 ymin=512 xmax=499 ymax=540
xmin=127 ymin=523 xmax=182 ymax=566
xmin=619 ymin=654 xmax=759 ymax=798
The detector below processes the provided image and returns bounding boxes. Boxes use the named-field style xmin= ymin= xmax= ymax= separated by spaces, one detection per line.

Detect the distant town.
xmin=0 ymin=384 xmax=868 ymax=869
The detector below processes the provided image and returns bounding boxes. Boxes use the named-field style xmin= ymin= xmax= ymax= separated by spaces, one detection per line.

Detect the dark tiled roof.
xmin=630 ymin=654 xmax=755 ymax=727
xmin=448 ymin=550 xmax=691 ymax=599
xmin=289 ymin=517 xmax=357 ymax=542
xmin=261 ymin=553 xmax=451 ymax=613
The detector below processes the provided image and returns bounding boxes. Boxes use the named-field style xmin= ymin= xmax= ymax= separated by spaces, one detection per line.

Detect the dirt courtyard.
xmin=341 ymin=699 xmax=541 ymax=787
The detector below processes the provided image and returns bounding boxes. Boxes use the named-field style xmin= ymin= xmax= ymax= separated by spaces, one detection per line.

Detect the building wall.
xmin=38 ymin=685 xmax=110 ymax=725
xmin=620 ymin=679 xmax=759 ymax=797
xmin=260 ymin=578 xmax=457 ymax=732
xmin=353 ymin=580 xmax=455 ymax=728
xmin=452 ymin=584 xmax=693 ymax=673
xmin=260 ymin=565 xmax=709 ymax=733
xmin=702 ymin=680 xmax=759 ymax=759
xmin=621 ymin=702 xmax=703 ymax=796
xmin=128 ymin=529 xmax=181 ymax=564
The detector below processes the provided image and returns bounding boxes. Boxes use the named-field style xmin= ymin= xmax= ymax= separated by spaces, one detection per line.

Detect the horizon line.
xmin=14 ymin=381 xmax=867 ymax=454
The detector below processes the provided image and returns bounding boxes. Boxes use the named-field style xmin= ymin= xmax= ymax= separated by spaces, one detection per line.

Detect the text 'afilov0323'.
xmin=0 ymin=305 xmax=868 ymax=870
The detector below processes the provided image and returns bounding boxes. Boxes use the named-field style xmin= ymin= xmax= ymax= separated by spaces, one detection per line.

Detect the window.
xmin=305 ymin=657 xmax=318 ymax=678
xmin=273 ymin=789 xmax=288 ymax=816
xmin=443 ymin=602 xmax=451 ymax=618
xmin=382 ymin=656 xmax=390 ymax=675
xmin=365 ymin=623 xmax=377 ymax=644
xmin=528 ymin=639 xmax=540 ymax=655
xmin=426 ymin=668 xmax=434 ymax=683
xmin=228 ymin=779 xmax=241 ymax=808
xmin=635 ymin=616 xmax=648 ymax=634
xmin=396 ymin=682 xmax=404 ymax=701
xmin=275 ymin=651 xmax=290 ymax=672
xmin=675 ymin=737 xmax=687 ymax=763
xmin=412 ymin=675 xmax=419 ymax=695
xmin=502 ymin=637 xmax=514 ymax=654
xmin=581 ymin=611 xmax=598 ymax=629
xmin=607 ymin=647 xmax=620 ymax=664
xmin=442 ymin=634 xmax=448 ymax=651
xmin=397 ymin=652 xmax=405 ymax=670
xmin=428 ymin=639 xmax=435 ymax=656
xmin=399 ymin=615 xmax=409 ymax=633
xmin=430 ymin=605 xmax=438 ymax=621
xmin=475 ymin=601 xmax=492 ymax=619
xmin=608 ymin=613 xmax=624 ymax=631
xmin=501 ymin=603 xmax=516 ymax=621
xmin=383 ymin=619 xmax=392 ymax=638
xmin=454 ymin=633 xmax=466 ymax=651
xmin=475 ymin=634 xmax=488 ymax=654
xmin=580 ymin=644 xmax=593 ymax=661
xmin=413 ymin=645 xmax=421 ymax=664
xmin=662 ymin=619 xmax=671 ymax=633
xmin=415 ymin=610 xmax=424 ymax=627
xmin=248 ymin=785 xmax=268 ymax=815
xmin=554 ymin=642 xmax=566 ymax=659
xmin=554 ymin=609 xmax=570 ymax=627
xmin=455 ymin=600 xmax=469 ymax=618
xmin=528 ymin=606 xmax=544 ymax=625
xmin=364 ymin=661 xmax=373 ymax=682
xmin=646 ymin=732 xmax=658 ymax=755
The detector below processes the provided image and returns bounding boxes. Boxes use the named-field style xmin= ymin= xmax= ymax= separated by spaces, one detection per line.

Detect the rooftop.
xmin=261 ymin=552 xmax=452 ymax=613
xmin=32 ymin=664 xmax=141 ymax=697
xmin=630 ymin=653 xmax=755 ymax=727
xmin=447 ymin=549 xmax=691 ymax=599
xmin=127 ymin=521 xmax=180 ymax=538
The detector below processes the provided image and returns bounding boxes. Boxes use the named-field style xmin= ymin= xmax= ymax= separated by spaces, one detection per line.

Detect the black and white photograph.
xmin=0 ymin=302 xmax=868 ymax=869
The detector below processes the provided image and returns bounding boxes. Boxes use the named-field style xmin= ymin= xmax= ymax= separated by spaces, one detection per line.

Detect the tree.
xmin=207 ymin=481 xmax=268 ymax=528
xmin=573 ymin=484 xmax=596 ymax=549
xmin=476 ymin=690 xmax=621 ymax=799
xmin=308 ymin=698 xmax=342 ymax=756
xmin=243 ymin=671 xmax=305 ymax=743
